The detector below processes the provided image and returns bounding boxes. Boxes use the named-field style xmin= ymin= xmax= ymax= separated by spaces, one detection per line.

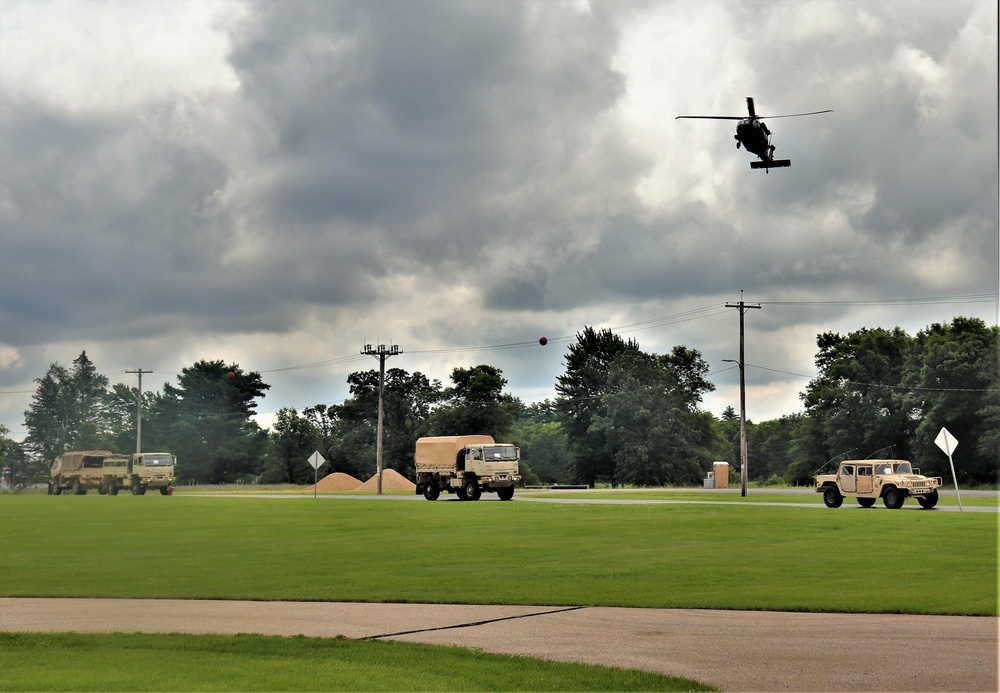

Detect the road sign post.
xmin=933 ymin=428 xmax=962 ymax=512
xmin=307 ymin=451 xmax=326 ymax=499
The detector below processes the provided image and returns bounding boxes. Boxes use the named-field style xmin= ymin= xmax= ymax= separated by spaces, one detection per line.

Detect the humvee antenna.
xmin=815 ymin=449 xmax=857 ymax=476
xmin=864 ymin=445 xmax=895 ymax=459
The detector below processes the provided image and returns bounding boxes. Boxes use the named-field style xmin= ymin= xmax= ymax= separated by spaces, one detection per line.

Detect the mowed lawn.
xmin=1 ymin=494 xmax=995 ymax=615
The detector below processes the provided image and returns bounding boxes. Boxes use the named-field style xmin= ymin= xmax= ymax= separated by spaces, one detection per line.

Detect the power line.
xmin=758 ymin=293 xmax=996 ymax=307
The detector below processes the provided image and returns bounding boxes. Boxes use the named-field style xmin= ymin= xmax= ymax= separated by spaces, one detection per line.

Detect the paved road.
xmin=2 ymin=598 xmax=996 ymax=692
xmin=184 ymin=488 xmax=1000 ymax=512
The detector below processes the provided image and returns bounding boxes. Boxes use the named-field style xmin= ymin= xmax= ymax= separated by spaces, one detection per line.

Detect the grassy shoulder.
xmin=0 ymin=632 xmax=712 ymax=692
xmin=1 ymin=495 xmax=995 ymax=615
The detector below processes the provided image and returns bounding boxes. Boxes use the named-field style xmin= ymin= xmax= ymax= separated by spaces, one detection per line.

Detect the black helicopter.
xmin=676 ymin=97 xmax=832 ymax=171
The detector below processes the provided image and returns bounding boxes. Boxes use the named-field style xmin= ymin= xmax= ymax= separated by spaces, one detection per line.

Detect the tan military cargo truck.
xmin=49 ymin=450 xmax=176 ymax=496
xmin=816 ymin=460 xmax=942 ymax=509
xmin=48 ymin=450 xmax=113 ymax=495
xmin=105 ymin=452 xmax=177 ymax=496
xmin=414 ymin=435 xmax=521 ymax=501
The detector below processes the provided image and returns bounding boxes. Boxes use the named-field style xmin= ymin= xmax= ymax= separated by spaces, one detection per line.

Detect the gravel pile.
xmin=358 ymin=469 xmax=416 ymax=492
xmin=304 ymin=472 xmax=362 ymax=492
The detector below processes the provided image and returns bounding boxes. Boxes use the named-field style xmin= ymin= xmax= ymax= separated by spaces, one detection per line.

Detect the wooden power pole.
xmin=125 ymin=368 xmax=152 ymax=454
xmin=361 ymin=344 xmax=402 ymax=495
xmin=725 ymin=295 xmax=760 ymax=497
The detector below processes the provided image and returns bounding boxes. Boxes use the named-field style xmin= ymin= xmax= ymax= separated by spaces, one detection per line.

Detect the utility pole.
xmin=361 ymin=344 xmax=402 ymax=495
xmin=725 ymin=293 xmax=760 ymax=497
xmin=125 ymin=369 xmax=153 ymax=454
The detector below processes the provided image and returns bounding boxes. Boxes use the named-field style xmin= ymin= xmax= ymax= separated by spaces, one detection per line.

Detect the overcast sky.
xmin=1 ymin=0 xmax=997 ymax=441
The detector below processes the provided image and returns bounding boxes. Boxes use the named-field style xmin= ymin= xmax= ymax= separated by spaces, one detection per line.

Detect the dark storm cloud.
xmin=0 ymin=100 xmax=234 ymax=342
xmin=224 ymin=0 xmax=644 ymax=267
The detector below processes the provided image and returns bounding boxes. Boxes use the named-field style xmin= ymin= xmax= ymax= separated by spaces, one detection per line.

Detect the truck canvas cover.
xmin=57 ymin=450 xmax=114 ymax=472
xmin=414 ymin=436 xmax=495 ymax=470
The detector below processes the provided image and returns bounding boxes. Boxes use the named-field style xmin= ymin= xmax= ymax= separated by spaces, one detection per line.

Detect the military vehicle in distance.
xmin=49 ymin=450 xmax=176 ymax=496
xmin=816 ymin=460 xmax=942 ymax=509
xmin=414 ymin=435 xmax=520 ymax=501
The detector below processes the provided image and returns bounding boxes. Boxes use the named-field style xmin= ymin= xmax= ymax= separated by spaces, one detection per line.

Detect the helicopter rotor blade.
xmin=674 ymin=115 xmax=744 ymax=120
xmin=757 ymin=109 xmax=833 ymax=119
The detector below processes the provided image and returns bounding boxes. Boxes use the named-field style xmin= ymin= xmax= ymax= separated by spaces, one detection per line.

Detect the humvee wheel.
xmin=857 ymin=497 xmax=876 ymax=508
xmin=882 ymin=487 xmax=905 ymax=509
xmin=917 ymin=490 xmax=939 ymax=509
xmin=823 ymin=486 xmax=843 ymax=508
xmin=423 ymin=480 xmax=440 ymax=501
xmin=462 ymin=477 xmax=481 ymax=501
xmin=496 ymin=486 xmax=514 ymax=501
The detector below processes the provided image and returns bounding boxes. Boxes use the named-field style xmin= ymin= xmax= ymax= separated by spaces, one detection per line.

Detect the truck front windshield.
xmin=484 ymin=446 xmax=517 ymax=461
xmin=143 ymin=455 xmax=174 ymax=467
xmin=893 ymin=462 xmax=912 ymax=474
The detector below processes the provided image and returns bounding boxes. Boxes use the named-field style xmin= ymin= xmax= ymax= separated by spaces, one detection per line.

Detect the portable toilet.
xmin=713 ymin=461 xmax=730 ymax=489
xmin=703 ymin=471 xmax=714 ymax=489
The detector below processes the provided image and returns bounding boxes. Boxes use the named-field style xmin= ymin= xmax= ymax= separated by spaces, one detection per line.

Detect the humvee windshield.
xmin=892 ymin=462 xmax=912 ymax=474
xmin=874 ymin=464 xmax=894 ymax=474
xmin=484 ymin=446 xmax=517 ymax=461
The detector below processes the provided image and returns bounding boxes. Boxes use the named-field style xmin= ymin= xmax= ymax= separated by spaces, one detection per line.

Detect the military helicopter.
xmin=676 ymin=97 xmax=832 ymax=171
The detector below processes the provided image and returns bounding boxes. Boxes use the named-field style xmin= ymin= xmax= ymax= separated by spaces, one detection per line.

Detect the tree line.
xmin=1 ymin=317 xmax=996 ymax=490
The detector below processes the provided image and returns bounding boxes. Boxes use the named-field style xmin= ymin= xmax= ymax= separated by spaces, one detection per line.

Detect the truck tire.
xmin=108 ymin=484 xmax=119 ymax=496
xmin=882 ymin=487 xmax=904 ymax=509
xmin=99 ymin=485 xmax=108 ymax=495
xmin=422 ymin=479 xmax=440 ymax=501
xmin=496 ymin=486 xmax=514 ymax=501
xmin=73 ymin=479 xmax=87 ymax=496
xmin=47 ymin=482 xmax=54 ymax=496
xmin=857 ymin=497 xmax=876 ymax=508
xmin=53 ymin=479 xmax=63 ymax=496
xmin=822 ymin=486 xmax=843 ymax=508
xmin=462 ymin=477 xmax=481 ymax=501
xmin=917 ymin=490 xmax=938 ymax=509
xmin=131 ymin=478 xmax=146 ymax=495
xmin=159 ymin=486 xmax=170 ymax=495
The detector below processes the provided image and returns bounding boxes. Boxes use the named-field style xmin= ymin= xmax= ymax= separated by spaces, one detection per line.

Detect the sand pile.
xmin=358 ymin=469 xmax=417 ymax=492
xmin=304 ymin=471 xmax=362 ymax=493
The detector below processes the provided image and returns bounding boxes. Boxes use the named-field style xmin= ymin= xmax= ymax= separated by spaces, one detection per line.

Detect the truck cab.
xmin=127 ymin=453 xmax=177 ymax=495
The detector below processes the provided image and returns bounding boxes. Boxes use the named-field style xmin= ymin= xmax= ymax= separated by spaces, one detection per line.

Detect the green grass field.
xmin=1 ymin=494 xmax=994 ymax=614
xmin=0 ymin=632 xmax=710 ymax=692
xmin=1 ymin=494 xmax=995 ymax=691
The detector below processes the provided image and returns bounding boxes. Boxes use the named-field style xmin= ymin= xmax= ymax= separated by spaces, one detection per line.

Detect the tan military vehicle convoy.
xmin=414 ymin=435 xmax=521 ymax=501
xmin=49 ymin=450 xmax=176 ymax=496
xmin=816 ymin=460 xmax=942 ymax=509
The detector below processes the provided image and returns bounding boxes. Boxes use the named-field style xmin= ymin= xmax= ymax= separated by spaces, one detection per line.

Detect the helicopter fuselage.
xmin=735 ymin=118 xmax=773 ymax=161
